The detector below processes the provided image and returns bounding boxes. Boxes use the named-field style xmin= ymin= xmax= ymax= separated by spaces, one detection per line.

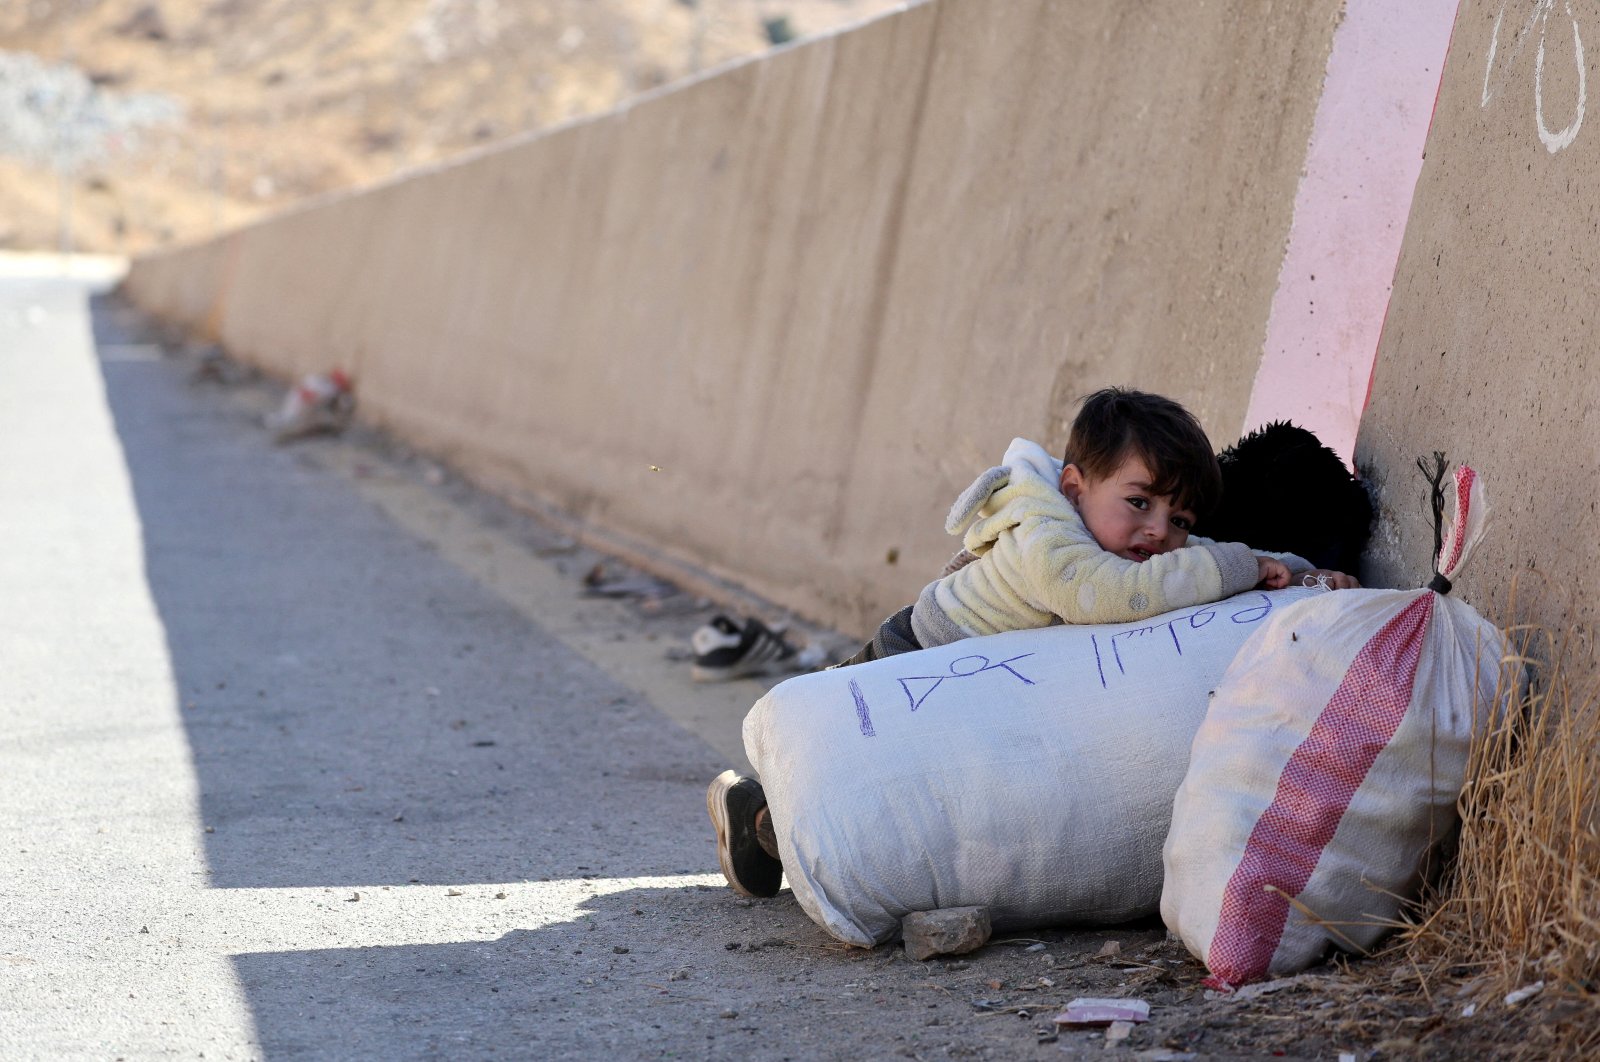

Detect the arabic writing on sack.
xmin=1090 ymin=592 xmax=1273 ymax=690
xmin=846 ymin=593 xmax=1278 ymax=737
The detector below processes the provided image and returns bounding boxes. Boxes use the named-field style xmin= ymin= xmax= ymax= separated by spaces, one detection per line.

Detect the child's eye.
xmin=1127 ymin=497 xmax=1149 ymax=511
xmin=1171 ymin=515 xmax=1193 ymax=532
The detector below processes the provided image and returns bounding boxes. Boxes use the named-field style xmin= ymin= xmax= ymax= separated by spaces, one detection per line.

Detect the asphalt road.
xmin=10 ymin=254 xmax=1415 ymax=1062
xmin=4 ymin=254 xmax=1197 ymax=1062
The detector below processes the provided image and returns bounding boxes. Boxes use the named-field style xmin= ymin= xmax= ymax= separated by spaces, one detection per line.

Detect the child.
xmin=707 ymin=388 xmax=1356 ymax=897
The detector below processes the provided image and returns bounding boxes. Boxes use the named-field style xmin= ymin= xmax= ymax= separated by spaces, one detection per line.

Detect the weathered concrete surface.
xmin=1357 ymin=1 xmax=1598 ymax=643
xmin=121 ymin=0 xmax=1342 ymax=637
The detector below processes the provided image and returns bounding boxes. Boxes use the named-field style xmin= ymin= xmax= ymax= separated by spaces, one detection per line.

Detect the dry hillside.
xmin=0 ymin=0 xmax=901 ymax=254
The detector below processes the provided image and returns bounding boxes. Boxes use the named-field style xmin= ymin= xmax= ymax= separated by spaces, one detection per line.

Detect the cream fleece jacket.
xmin=910 ymin=438 xmax=1286 ymax=648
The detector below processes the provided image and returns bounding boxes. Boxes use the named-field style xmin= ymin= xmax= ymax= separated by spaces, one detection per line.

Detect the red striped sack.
xmin=1160 ymin=466 xmax=1515 ymax=988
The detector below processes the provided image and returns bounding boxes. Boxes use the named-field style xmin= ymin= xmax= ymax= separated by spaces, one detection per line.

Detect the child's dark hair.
xmin=1062 ymin=388 xmax=1223 ymax=516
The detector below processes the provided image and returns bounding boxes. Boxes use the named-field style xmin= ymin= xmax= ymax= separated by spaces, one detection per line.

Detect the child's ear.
xmin=1059 ymin=463 xmax=1085 ymax=503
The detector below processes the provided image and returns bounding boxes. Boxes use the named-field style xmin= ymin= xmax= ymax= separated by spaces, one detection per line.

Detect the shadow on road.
xmin=91 ymin=293 xmax=728 ymax=890
xmin=86 ymin=293 xmax=851 ymax=1057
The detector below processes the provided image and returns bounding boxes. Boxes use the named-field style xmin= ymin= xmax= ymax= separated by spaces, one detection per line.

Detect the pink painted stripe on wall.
xmin=1242 ymin=0 xmax=1460 ymax=465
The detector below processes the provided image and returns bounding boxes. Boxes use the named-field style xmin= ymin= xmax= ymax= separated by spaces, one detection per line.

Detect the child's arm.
xmin=1018 ymin=522 xmax=1265 ymax=626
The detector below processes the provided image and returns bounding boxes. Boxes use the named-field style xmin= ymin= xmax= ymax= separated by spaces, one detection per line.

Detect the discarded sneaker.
xmin=706 ymin=770 xmax=782 ymax=898
xmin=690 ymin=615 xmax=822 ymax=681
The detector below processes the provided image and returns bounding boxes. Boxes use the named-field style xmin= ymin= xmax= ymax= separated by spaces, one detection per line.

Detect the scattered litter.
xmin=1134 ymin=1052 xmax=1197 ymax=1061
xmin=1025 ymin=942 xmax=1047 ymax=953
xmin=189 ymin=346 xmax=231 ymax=384
xmin=1054 ymin=998 xmax=1150 ymax=1026
xmin=446 ymin=888 xmax=463 ymax=897
xmin=1505 ymin=981 xmax=1545 ymax=1006
xmin=581 ymin=563 xmax=676 ymax=600
xmin=1233 ymin=975 xmax=1304 ymax=1000
xmin=1461 ymin=1002 xmax=1478 ymax=1018
xmin=266 ymin=370 xmax=354 ymax=443
xmin=1339 ymin=1053 xmax=1357 ymax=1062
xmin=1105 ymin=1020 xmax=1136 ymax=1046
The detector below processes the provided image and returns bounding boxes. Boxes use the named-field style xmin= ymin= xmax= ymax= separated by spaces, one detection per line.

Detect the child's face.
xmin=1059 ymin=454 xmax=1196 ymax=562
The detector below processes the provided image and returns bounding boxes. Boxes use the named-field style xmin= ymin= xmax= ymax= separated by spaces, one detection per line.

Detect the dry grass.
xmin=1392 ymin=583 xmax=1600 ymax=1051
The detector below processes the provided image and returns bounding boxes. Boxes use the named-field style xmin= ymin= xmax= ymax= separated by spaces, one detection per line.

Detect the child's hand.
xmin=1297 ymin=568 xmax=1361 ymax=590
xmin=1255 ymin=555 xmax=1292 ymax=589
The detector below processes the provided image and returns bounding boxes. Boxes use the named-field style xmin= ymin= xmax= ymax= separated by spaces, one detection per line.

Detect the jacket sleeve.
xmin=1018 ymin=515 xmax=1262 ymax=625
xmin=1188 ymin=535 xmax=1313 ymax=575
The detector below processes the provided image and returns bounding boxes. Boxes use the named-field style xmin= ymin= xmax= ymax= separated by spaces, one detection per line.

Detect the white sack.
xmin=1162 ymin=464 xmax=1515 ymax=988
xmin=744 ymin=587 xmax=1320 ymax=947
xmin=1161 ymin=587 xmax=1511 ymax=986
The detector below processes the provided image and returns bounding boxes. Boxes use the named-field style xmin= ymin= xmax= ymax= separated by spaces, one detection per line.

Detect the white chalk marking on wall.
xmin=1483 ymin=5 xmax=1504 ymax=104
xmin=1482 ymin=3 xmax=1542 ymax=107
xmin=1242 ymin=0 xmax=1459 ymax=466
xmin=1482 ymin=0 xmax=1586 ymax=153
xmin=1535 ymin=2 xmax=1586 ymax=152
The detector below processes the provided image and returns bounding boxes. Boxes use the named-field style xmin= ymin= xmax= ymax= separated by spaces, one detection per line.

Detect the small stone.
xmin=902 ymin=906 xmax=992 ymax=962
xmin=1105 ymin=1020 xmax=1135 ymax=1045
xmin=725 ymin=942 xmax=741 ymax=951
xmin=1094 ymin=939 xmax=1122 ymax=959
xmin=669 ymin=968 xmax=690 ymax=981
xmin=613 ymin=946 xmax=629 ymax=954
xmin=719 ymin=1009 xmax=738 ymax=1019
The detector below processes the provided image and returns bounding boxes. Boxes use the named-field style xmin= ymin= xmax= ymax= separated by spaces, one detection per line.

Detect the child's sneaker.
xmin=706 ymin=770 xmax=782 ymax=898
xmin=690 ymin=615 xmax=823 ymax=681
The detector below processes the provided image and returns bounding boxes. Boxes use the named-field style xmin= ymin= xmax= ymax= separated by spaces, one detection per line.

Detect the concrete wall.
xmin=122 ymin=0 xmax=1345 ymax=636
xmin=1357 ymin=1 xmax=1598 ymax=645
